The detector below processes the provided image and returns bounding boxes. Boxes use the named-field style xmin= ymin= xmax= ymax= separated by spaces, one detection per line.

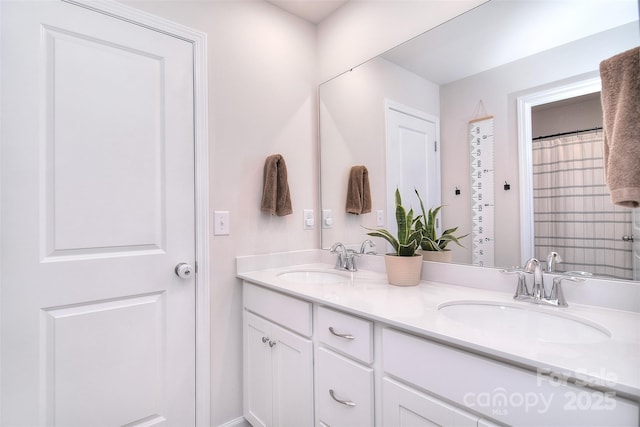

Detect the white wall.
xmin=440 ymin=22 xmax=639 ymax=268
xmin=121 ymin=1 xmax=317 ymax=425
xmin=532 ymin=95 xmax=603 ymax=137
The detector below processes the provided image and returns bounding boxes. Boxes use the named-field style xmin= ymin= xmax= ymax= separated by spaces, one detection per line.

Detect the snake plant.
xmin=366 ymin=188 xmax=422 ymax=256
xmin=414 ymin=189 xmax=468 ymax=251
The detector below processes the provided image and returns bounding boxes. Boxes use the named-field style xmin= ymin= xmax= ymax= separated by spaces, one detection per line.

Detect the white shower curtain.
xmin=532 ymin=130 xmax=632 ymax=279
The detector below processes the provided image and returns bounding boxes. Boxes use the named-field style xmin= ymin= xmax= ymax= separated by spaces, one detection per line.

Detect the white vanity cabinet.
xmin=243 ymin=283 xmax=314 ymax=427
xmin=383 ymin=328 xmax=639 ymax=427
xmin=315 ymin=306 xmax=374 ymax=427
xmin=240 ymin=277 xmax=639 ymax=427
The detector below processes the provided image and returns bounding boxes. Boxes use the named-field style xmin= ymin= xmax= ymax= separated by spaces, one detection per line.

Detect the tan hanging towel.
xmin=261 ymin=154 xmax=293 ymax=216
xmin=600 ymin=46 xmax=640 ymax=208
xmin=345 ymin=165 xmax=371 ymax=215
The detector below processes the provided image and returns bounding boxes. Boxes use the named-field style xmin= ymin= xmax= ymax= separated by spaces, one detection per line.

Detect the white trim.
xmin=517 ymin=77 xmax=601 ymax=265
xmin=63 ymin=1 xmax=211 ymax=424
xmin=217 ymin=416 xmax=251 ymax=427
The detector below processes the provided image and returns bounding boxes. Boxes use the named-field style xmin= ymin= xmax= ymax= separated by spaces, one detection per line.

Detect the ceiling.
xmin=265 ymin=0 xmax=349 ymax=24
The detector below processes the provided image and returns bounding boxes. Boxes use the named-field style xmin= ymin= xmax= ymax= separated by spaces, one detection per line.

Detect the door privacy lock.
xmin=175 ymin=263 xmax=194 ymax=279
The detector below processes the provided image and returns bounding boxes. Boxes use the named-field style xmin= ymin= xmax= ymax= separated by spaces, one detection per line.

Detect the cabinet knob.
xmin=268 ymin=340 xmax=276 ymax=348
xmin=329 ymin=326 xmax=355 ymax=340
xmin=261 ymin=336 xmax=269 ymax=343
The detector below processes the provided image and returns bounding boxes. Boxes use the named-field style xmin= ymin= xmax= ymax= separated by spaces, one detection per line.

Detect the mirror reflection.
xmin=319 ymin=0 xmax=639 ymax=280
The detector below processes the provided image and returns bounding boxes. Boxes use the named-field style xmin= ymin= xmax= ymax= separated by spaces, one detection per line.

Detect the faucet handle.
xmin=500 ymin=268 xmax=530 ymax=298
xmin=546 ymin=251 xmax=563 ymax=272
xmin=359 ymin=239 xmax=376 ymax=255
xmin=550 ymin=275 xmax=585 ymax=307
xmin=330 ymin=242 xmax=345 ymax=253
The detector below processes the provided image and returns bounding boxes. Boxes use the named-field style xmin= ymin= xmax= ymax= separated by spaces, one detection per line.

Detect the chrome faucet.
xmin=546 ymin=251 xmax=562 ymax=272
xmin=359 ymin=239 xmax=376 ymax=255
xmin=524 ymin=258 xmax=546 ymax=300
xmin=501 ymin=257 xmax=584 ymax=307
xmin=330 ymin=242 xmax=357 ymax=272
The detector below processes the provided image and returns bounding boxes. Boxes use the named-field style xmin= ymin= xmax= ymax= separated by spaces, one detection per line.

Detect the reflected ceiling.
xmin=381 ymin=0 xmax=639 ymax=84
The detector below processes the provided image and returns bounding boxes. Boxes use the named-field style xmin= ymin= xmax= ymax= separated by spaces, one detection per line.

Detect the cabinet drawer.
xmin=243 ymin=282 xmax=312 ymax=337
xmin=382 ymin=377 xmax=478 ymax=427
xmin=317 ymin=347 xmax=373 ymax=427
xmin=316 ymin=306 xmax=373 ymax=363
xmin=383 ymin=328 xmax=639 ymax=426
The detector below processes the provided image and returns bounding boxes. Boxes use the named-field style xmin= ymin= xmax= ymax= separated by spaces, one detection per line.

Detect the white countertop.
xmin=238 ymin=262 xmax=640 ymax=399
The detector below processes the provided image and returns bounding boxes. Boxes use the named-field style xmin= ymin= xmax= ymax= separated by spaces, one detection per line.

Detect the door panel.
xmin=44 ymin=25 xmax=165 ymax=255
xmin=1 ymin=1 xmax=196 ymax=425
xmin=43 ymin=293 xmax=165 ymax=425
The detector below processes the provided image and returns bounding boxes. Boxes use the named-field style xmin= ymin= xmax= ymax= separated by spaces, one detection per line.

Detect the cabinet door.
xmin=317 ymin=348 xmax=374 ymax=427
xmin=382 ymin=378 xmax=478 ymax=427
xmin=271 ymin=322 xmax=314 ymax=427
xmin=243 ymin=312 xmax=274 ymax=427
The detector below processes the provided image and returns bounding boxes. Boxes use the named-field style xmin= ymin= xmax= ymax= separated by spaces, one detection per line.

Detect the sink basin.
xmin=277 ymin=270 xmax=352 ymax=284
xmin=438 ymin=301 xmax=611 ymax=344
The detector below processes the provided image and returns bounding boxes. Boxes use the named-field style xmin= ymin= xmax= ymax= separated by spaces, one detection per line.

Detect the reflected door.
xmin=1 ymin=1 xmax=196 ymax=425
xmin=385 ymin=102 xmax=440 ymax=238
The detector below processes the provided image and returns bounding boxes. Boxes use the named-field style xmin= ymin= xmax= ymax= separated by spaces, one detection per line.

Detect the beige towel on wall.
xmin=600 ymin=46 xmax=640 ymax=208
xmin=346 ymin=165 xmax=371 ymax=215
xmin=261 ymin=154 xmax=293 ymax=216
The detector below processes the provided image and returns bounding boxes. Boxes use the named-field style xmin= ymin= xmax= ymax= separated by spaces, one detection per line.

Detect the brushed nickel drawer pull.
xmin=329 ymin=389 xmax=356 ymax=407
xmin=328 ymin=326 xmax=355 ymax=340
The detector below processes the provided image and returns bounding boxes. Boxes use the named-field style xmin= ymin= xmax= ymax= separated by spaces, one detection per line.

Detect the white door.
xmin=385 ymin=101 xmax=440 ymax=236
xmin=1 ymin=1 xmax=196 ymax=425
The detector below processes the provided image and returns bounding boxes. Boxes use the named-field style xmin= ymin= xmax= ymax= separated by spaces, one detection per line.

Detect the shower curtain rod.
xmin=533 ymin=126 xmax=603 ymax=141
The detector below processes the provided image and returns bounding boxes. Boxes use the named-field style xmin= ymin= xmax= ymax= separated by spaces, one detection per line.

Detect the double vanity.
xmin=237 ymin=250 xmax=640 ymax=427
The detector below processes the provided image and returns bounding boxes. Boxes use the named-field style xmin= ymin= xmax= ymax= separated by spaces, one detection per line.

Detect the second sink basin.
xmin=438 ymin=301 xmax=611 ymax=344
xmin=277 ymin=270 xmax=352 ymax=284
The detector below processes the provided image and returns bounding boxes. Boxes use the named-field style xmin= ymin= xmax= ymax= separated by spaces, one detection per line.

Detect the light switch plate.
xmin=376 ymin=210 xmax=384 ymax=227
xmin=214 ymin=211 xmax=230 ymax=235
xmin=322 ymin=209 xmax=333 ymax=229
xmin=303 ymin=209 xmax=314 ymax=230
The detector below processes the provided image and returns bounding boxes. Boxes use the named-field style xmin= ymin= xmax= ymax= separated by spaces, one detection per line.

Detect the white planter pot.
xmin=384 ymin=254 xmax=423 ymax=286
xmin=421 ymin=250 xmax=453 ymax=263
